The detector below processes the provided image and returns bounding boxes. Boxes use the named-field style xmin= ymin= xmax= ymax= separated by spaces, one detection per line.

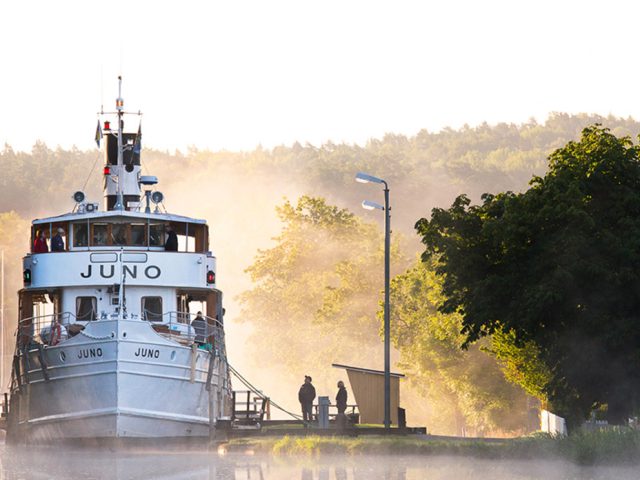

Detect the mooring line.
xmin=227 ymin=363 xmax=309 ymax=424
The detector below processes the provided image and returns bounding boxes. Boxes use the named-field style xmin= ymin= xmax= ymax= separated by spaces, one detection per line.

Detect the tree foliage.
xmin=238 ymin=196 xmax=405 ymax=389
xmin=417 ymin=126 xmax=640 ymax=425
xmin=388 ymin=258 xmax=532 ymax=435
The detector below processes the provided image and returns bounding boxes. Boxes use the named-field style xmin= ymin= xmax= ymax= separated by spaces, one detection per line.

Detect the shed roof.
xmin=332 ymin=363 xmax=405 ymax=378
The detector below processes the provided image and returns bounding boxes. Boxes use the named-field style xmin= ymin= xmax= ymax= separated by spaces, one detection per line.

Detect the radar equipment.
xmin=139 ymin=176 xmax=158 ymax=186
xmin=151 ymin=191 xmax=164 ymax=214
xmin=73 ymin=191 xmax=86 ymax=203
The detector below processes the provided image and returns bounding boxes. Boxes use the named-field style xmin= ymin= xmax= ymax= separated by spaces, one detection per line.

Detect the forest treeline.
xmin=1 ymin=113 xmax=639 ymax=435
xmin=3 ymin=113 xmax=639 ymax=230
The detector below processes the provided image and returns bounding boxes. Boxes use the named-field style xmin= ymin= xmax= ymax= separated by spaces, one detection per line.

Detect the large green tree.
xmin=416 ymin=126 xmax=640 ymax=426
xmin=238 ymin=196 xmax=405 ymax=390
xmin=389 ymin=258 xmax=534 ymax=435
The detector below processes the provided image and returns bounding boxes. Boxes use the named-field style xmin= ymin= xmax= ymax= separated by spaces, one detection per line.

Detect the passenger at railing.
xmin=51 ymin=228 xmax=65 ymax=252
xmin=33 ymin=230 xmax=48 ymax=253
xmin=164 ymin=224 xmax=178 ymax=251
xmin=191 ymin=311 xmax=207 ymax=345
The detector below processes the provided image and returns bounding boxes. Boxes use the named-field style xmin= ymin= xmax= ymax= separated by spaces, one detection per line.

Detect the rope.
xmin=81 ymin=150 xmax=103 ymax=193
xmin=227 ymin=363 xmax=307 ymax=423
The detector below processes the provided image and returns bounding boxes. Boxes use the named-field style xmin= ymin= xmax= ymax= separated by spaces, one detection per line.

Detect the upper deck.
xmin=30 ymin=210 xmax=209 ymax=253
xmin=26 ymin=210 xmax=216 ymax=290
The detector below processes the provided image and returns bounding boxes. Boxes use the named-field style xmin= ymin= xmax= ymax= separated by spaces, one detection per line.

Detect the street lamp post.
xmin=355 ymin=172 xmax=391 ymax=430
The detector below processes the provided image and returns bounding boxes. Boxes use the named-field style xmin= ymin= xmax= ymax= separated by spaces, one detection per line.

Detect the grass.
xmin=223 ymin=428 xmax=640 ymax=465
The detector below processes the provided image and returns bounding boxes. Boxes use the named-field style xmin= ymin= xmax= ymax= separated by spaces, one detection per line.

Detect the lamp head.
xmin=362 ymin=200 xmax=384 ymax=211
xmin=355 ymin=172 xmax=385 ymax=184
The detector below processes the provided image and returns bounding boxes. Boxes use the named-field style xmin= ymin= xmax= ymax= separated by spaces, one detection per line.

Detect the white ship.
xmin=5 ymin=78 xmax=233 ymax=443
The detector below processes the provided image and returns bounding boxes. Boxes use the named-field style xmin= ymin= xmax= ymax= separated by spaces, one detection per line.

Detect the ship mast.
xmin=100 ymin=77 xmax=144 ymax=212
xmin=114 ymin=76 xmax=125 ymax=211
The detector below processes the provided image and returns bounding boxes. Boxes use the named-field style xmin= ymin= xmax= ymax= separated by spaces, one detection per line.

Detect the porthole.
xmin=170 ymin=351 xmax=177 ymax=361
xmin=59 ymin=351 xmax=66 ymax=362
xmin=123 ymin=332 xmax=127 ymax=338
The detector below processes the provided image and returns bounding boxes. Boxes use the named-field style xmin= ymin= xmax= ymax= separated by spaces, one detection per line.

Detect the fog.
xmin=0 ymin=139 xmax=549 ymax=433
xmin=3 ymin=115 xmax=635 ymax=434
xmin=0 ymin=446 xmax=635 ymax=480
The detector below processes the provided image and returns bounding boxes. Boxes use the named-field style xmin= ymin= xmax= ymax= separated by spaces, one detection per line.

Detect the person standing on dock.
xmin=298 ymin=375 xmax=316 ymax=425
xmin=336 ymin=380 xmax=348 ymax=429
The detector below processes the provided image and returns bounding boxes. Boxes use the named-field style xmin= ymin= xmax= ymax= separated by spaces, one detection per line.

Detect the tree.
xmin=388 ymin=258 xmax=532 ymax=435
xmin=416 ymin=126 xmax=640 ymax=426
xmin=238 ymin=196 xmax=405 ymax=392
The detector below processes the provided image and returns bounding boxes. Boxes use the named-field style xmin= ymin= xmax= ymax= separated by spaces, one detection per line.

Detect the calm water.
xmin=0 ymin=446 xmax=636 ymax=480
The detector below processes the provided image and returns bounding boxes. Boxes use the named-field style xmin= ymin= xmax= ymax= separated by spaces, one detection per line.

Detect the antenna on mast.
xmin=113 ymin=76 xmax=125 ymax=211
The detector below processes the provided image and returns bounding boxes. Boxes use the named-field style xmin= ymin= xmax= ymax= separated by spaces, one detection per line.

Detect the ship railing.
xmin=17 ymin=312 xmax=79 ymax=347
xmin=149 ymin=311 xmax=225 ymax=350
xmin=15 ymin=310 xmax=225 ymax=349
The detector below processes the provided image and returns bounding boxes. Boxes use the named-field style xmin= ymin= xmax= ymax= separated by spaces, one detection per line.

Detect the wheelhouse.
xmin=30 ymin=212 xmax=209 ymax=253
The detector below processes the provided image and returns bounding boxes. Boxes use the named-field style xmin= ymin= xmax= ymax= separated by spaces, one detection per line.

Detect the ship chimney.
xmin=102 ymin=128 xmax=142 ymax=211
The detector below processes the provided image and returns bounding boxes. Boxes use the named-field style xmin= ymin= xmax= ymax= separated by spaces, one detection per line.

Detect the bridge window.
xmin=149 ymin=223 xmax=165 ymax=247
xmin=142 ymin=296 xmax=163 ymax=322
xmin=57 ymin=220 xmax=209 ymax=251
xmin=131 ymin=223 xmax=146 ymax=246
xmin=72 ymin=222 xmax=89 ymax=247
xmin=92 ymin=223 xmax=109 ymax=246
xmin=112 ymin=224 xmax=127 ymax=246
xmin=76 ymin=296 xmax=97 ymax=321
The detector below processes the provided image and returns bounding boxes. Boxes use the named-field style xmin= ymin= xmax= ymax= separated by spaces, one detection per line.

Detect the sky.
xmin=1 ymin=0 xmax=639 ymax=153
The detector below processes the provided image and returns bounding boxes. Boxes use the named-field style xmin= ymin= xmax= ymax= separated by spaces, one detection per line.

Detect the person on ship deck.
xmin=33 ymin=230 xmax=48 ymax=253
xmin=191 ymin=311 xmax=207 ymax=344
xmin=51 ymin=228 xmax=65 ymax=252
xmin=164 ymin=224 xmax=178 ymax=251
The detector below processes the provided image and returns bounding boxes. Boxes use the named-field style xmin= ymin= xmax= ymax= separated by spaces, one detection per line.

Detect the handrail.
xmin=158 ymin=311 xmax=223 ymax=330
xmin=17 ymin=312 xmax=77 ymax=346
xmin=152 ymin=311 xmax=225 ymax=350
xmin=16 ymin=310 xmax=224 ymax=349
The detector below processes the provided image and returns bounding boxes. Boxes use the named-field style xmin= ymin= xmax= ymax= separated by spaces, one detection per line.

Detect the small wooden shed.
xmin=332 ymin=363 xmax=405 ymax=425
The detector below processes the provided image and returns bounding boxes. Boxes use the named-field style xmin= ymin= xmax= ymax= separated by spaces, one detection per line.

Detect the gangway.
xmin=231 ymin=390 xmax=269 ymax=426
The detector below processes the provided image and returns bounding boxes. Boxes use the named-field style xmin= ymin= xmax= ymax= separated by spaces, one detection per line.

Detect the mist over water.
xmin=0 ymin=446 xmax=635 ymax=480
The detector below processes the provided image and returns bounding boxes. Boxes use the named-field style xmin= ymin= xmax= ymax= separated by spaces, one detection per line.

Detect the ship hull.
xmin=7 ymin=320 xmax=231 ymax=443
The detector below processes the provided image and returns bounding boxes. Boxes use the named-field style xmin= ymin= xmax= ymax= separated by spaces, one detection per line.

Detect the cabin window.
xmin=131 ymin=223 xmax=146 ymax=246
xmin=32 ymin=227 xmax=50 ymax=253
xmin=51 ymin=222 xmax=69 ymax=252
xmin=92 ymin=223 xmax=109 ymax=246
xmin=142 ymin=296 xmax=163 ymax=322
xmin=76 ymin=296 xmax=97 ymax=321
xmin=112 ymin=224 xmax=127 ymax=246
xmin=149 ymin=224 xmax=165 ymax=247
xmin=72 ymin=222 xmax=89 ymax=247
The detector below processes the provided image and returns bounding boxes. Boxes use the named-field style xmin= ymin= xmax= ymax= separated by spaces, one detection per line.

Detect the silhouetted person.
xmin=51 ymin=228 xmax=65 ymax=252
xmin=336 ymin=380 xmax=348 ymax=429
xmin=164 ymin=224 xmax=178 ymax=251
xmin=191 ymin=311 xmax=206 ymax=344
xmin=298 ymin=375 xmax=316 ymax=424
xmin=33 ymin=230 xmax=48 ymax=253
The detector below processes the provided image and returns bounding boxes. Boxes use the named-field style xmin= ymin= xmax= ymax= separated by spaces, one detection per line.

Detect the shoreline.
xmin=220 ymin=429 xmax=640 ymax=466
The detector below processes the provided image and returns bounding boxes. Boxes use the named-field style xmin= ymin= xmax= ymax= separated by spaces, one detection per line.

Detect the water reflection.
xmin=0 ymin=445 xmax=637 ymax=480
